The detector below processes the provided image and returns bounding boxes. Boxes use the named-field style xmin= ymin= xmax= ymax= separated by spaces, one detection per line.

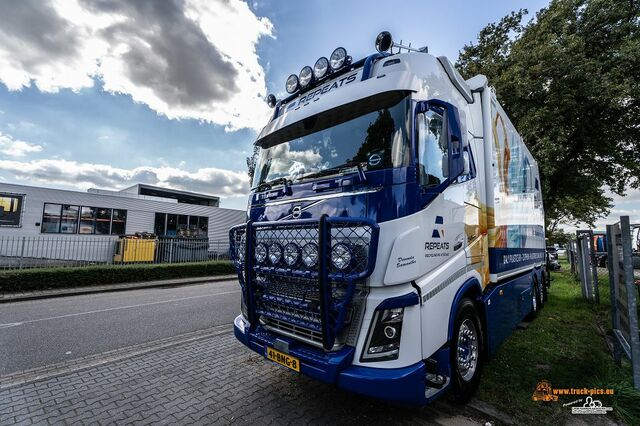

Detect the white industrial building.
xmin=0 ymin=182 xmax=246 ymax=267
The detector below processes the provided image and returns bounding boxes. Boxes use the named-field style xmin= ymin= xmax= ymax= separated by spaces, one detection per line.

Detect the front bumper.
xmin=234 ymin=315 xmax=427 ymax=405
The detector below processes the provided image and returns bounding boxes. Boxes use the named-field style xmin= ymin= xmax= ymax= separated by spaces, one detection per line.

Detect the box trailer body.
xmin=231 ymin=42 xmax=545 ymax=405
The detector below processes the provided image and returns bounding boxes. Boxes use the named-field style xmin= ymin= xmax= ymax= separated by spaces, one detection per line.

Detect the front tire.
xmin=451 ymin=298 xmax=484 ymax=402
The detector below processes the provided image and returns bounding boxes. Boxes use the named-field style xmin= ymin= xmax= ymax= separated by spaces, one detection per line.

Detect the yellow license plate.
xmin=266 ymin=347 xmax=300 ymax=372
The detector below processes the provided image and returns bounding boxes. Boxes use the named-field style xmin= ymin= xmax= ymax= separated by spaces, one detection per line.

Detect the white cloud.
xmin=0 ymin=132 xmax=43 ymax=157
xmin=0 ymin=0 xmax=273 ymax=131
xmin=561 ymin=188 xmax=640 ymax=232
xmin=0 ymin=158 xmax=249 ymax=197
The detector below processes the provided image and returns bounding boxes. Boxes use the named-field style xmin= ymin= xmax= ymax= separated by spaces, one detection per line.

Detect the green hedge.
xmin=0 ymin=261 xmax=236 ymax=292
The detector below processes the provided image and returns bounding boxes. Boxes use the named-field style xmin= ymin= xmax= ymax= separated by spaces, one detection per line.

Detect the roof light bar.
xmin=313 ymin=57 xmax=329 ymax=79
xmin=299 ymin=66 xmax=313 ymax=88
xmin=329 ymin=47 xmax=349 ymax=70
xmin=284 ymin=47 xmax=352 ymax=95
xmin=285 ymin=74 xmax=299 ymax=94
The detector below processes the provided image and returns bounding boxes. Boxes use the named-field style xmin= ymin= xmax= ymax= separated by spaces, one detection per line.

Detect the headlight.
xmin=284 ymin=243 xmax=299 ymax=266
xmin=285 ymin=74 xmax=299 ymax=94
xmin=301 ymin=243 xmax=319 ymax=267
xmin=255 ymin=242 xmax=267 ymax=264
xmin=330 ymin=47 xmax=348 ymax=70
xmin=331 ymin=243 xmax=351 ymax=270
xmin=313 ymin=57 xmax=329 ymax=79
xmin=299 ymin=66 xmax=313 ymax=88
xmin=266 ymin=94 xmax=276 ymax=108
xmin=363 ymin=308 xmax=404 ymax=361
xmin=269 ymin=243 xmax=282 ymax=265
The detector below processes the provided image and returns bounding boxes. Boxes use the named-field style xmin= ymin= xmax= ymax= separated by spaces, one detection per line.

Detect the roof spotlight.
xmin=313 ymin=57 xmax=329 ymax=79
xmin=299 ymin=66 xmax=313 ymax=88
xmin=329 ymin=47 xmax=349 ymax=70
xmin=375 ymin=30 xmax=427 ymax=54
xmin=285 ymin=74 xmax=299 ymax=94
xmin=266 ymin=94 xmax=277 ymax=108
xmin=375 ymin=31 xmax=393 ymax=53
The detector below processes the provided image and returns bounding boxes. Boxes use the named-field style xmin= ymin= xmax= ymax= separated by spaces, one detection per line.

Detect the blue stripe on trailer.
xmin=489 ymin=247 xmax=545 ymax=274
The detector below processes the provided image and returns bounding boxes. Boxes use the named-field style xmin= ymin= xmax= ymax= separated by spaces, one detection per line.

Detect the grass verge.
xmin=477 ymin=263 xmax=640 ymax=425
xmin=0 ymin=261 xmax=235 ymax=292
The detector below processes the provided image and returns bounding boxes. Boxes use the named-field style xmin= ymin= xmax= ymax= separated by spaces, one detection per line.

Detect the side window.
xmin=417 ymin=109 xmax=447 ymax=187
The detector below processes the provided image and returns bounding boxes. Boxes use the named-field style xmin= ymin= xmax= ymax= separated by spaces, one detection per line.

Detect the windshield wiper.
xmin=294 ymin=162 xmax=367 ymax=184
xmin=255 ymin=177 xmax=290 ymax=193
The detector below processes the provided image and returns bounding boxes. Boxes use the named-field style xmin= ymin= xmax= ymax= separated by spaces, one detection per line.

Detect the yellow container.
xmin=114 ymin=238 xmax=157 ymax=263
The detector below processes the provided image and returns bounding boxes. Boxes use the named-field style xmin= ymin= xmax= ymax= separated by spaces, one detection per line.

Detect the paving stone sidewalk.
xmin=0 ymin=330 xmax=491 ymax=425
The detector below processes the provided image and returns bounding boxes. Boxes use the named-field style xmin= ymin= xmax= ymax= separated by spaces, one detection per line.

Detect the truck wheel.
xmin=526 ymin=279 xmax=540 ymax=321
xmin=537 ymin=276 xmax=546 ymax=309
xmin=451 ymin=298 xmax=484 ymax=402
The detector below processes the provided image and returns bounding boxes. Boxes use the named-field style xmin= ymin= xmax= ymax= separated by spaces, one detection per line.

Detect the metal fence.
xmin=574 ymin=230 xmax=600 ymax=303
xmin=606 ymin=216 xmax=640 ymax=390
xmin=569 ymin=217 xmax=640 ymax=390
xmin=0 ymin=235 xmax=230 ymax=270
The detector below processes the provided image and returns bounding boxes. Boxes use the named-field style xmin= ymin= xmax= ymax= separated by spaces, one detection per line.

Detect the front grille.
xmin=230 ymin=217 xmax=379 ymax=351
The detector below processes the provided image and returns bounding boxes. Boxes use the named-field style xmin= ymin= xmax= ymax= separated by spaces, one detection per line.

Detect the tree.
xmin=546 ymin=228 xmax=573 ymax=246
xmin=457 ymin=0 xmax=640 ymax=232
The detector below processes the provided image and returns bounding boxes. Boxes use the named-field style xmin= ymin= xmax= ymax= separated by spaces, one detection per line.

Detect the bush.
xmin=0 ymin=261 xmax=236 ymax=292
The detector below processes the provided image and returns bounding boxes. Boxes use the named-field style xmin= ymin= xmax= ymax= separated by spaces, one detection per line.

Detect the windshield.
xmin=252 ymin=91 xmax=411 ymax=188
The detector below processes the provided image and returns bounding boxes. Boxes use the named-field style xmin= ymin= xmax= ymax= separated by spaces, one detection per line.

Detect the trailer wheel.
xmin=451 ymin=298 xmax=484 ymax=402
xmin=526 ymin=279 xmax=541 ymax=321
xmin=537 ymin=275 xmax=546 ymax=308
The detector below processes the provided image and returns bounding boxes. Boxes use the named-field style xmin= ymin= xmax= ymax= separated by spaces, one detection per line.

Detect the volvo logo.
xmin=368 ymin=153 xmax=382 ymax=167
xmin=291 ymin=205 xmax=302 ymax=219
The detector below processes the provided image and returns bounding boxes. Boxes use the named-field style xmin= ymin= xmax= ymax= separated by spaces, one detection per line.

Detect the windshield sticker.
xmin=286 ymin=72 xmax=358 ymax=111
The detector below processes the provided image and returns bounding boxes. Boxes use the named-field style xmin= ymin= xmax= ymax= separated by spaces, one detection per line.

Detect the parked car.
xmin=546 ymin=247 xmax=561 ymax=271
xmin=556 ymin=247 xmax=567 ymax=258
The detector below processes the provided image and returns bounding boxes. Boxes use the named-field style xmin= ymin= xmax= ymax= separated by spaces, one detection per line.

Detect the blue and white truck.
xmin=230 ymin=32 xmax=546 ymax=405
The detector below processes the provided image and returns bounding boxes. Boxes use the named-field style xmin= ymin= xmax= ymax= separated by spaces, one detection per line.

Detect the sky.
xmin=0 ymin=0 xmax=637 ymax=229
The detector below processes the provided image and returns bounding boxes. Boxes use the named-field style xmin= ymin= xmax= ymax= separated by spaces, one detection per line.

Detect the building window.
xmin=154 ymin=212 xmax=166 ymax=235
xmin=42 ymin=203 xmax=62 ymax=233
xmin=41 ymin=204 xmax=126 ymax=235
xmin=95 ymin=208 xmax=112 ymax=235
xmin=153 ymin=213 xmax=209 ymax=238
xmin=166 ymin=214 xmax=177 ymax=236
xmin=111 ymin=209 xmax=127 ymax=235
xmin=79 ymin=206 xmax=96 ymax=234
xmin=177 ymin=215 xmax=188 ymax=234
xmin=61 ymin=205 xmax=79 ymax=234
xmin=0 ymin=193 xmax=24 ymax=227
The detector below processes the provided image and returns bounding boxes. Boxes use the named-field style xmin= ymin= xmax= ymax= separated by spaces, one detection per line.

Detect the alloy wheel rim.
xmin=457 ymin=318 xmax=479 ymax=382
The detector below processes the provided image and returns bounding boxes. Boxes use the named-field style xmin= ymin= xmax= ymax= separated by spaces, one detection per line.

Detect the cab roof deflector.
xmin=437 ymin=56 xmax=474 ymax=103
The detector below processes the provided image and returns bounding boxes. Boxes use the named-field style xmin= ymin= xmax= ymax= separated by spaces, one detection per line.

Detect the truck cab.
xmin=231 ymin=33 xmax=546 ymax=405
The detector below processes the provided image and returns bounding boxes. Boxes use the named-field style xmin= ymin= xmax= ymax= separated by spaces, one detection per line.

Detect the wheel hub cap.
xmin=457 ymin=319 xmax=479 ymax=382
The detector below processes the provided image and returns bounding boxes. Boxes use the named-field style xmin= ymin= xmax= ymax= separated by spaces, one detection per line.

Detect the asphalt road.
xmin=0 ymin=280 xmax=240 ymax=375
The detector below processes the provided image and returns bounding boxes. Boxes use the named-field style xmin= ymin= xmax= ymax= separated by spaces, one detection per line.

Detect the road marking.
xmin=0 ymin=290 xmax=240 ymax=328
xmin=0 ymin=322 xmax=23 ymax=329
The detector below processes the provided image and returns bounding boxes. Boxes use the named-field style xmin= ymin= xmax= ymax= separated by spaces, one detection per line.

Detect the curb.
xmin=0 ymin=274 xmax=238 ymax=303
xmin=467 ymin=399 xmax=516 ymax=425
